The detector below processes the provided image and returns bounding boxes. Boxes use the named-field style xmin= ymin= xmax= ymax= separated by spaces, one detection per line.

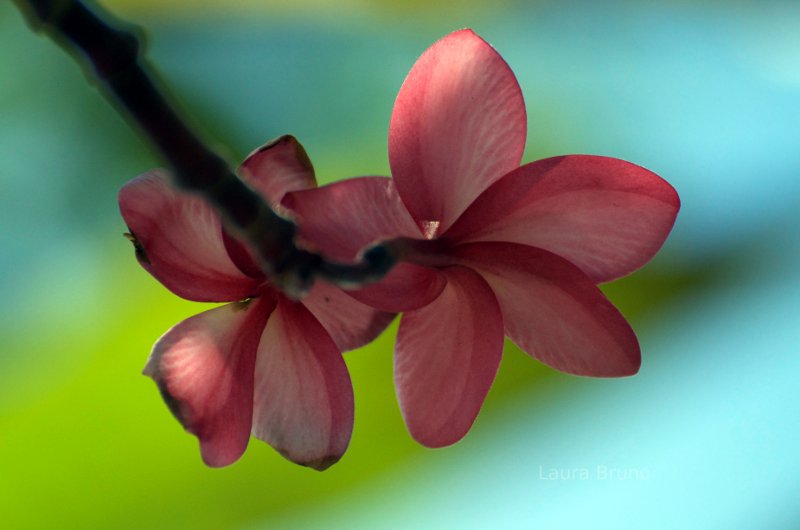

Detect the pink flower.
xmin=282 ymin=30 xmax=680 ymax=447
xmin=119 ymin=136 xmax=392 ymax=469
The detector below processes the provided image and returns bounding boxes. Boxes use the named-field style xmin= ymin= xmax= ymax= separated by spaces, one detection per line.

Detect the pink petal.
xmin=348 ymin=262 xmax=446 ymax=312
xmin=238 ymin=135 xmax=317 ymax=205
xmin=119 ymin=170 xmax=260 ymax=302
xmin=454 ymin=242 xmax=640 ymax=377
xmin=389 ymin=29 xmax=527 ymax=233
xmin=301 ymin=280 xmax=395 ymax=352
xmin=252 ymin=297 xmax=354 ymax=470
xmin=395 ymin=266 xmax=504 ymax=447
xmin=144 ymin=297 xmax=273 ymax=467
xmin=282 ymin=177 xmax=421 ymax=262
xmin=221 ymin=229 xmax=263 ymax=279
xmin=445 ymin=156 xmax=680 ymax=283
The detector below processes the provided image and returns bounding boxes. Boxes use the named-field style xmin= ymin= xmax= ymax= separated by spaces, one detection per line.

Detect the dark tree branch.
xmin=13 ymin=0 xmax=394 ymax=297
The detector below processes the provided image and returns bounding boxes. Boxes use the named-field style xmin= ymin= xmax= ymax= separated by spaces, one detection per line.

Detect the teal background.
xmin=1 ymin=1 xmax=799 ymax=528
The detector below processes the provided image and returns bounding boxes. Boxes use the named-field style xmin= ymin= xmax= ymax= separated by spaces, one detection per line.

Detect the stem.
xmin=13 ymin=0 xmax=393 ymax=297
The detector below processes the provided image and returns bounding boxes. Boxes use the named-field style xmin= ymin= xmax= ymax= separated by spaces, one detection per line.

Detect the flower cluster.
xmin=119 ymin=30 xmax=679 ymax=468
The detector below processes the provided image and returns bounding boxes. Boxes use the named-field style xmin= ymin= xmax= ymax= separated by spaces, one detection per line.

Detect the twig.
xmin=12 ymin=0 xmax=393 ymax=296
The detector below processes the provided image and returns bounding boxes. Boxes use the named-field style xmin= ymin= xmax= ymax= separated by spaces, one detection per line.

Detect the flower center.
xmin=420 ymin=220 xmax=441 ymax=240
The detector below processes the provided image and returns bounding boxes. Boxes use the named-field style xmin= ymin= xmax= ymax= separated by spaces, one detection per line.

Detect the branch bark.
xmin=13 ymin=0 xmax=393 ymax=296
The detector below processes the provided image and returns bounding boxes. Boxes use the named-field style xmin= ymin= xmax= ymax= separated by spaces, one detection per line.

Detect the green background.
xmin=2 ymin=1 xmax=799 ymax=528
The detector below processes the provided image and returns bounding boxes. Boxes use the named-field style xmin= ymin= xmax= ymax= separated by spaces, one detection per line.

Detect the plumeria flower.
xmin=282 ymin=29 xmax=680 ymax=447
xmin=119 ymin=136 xmax=392 ymax=469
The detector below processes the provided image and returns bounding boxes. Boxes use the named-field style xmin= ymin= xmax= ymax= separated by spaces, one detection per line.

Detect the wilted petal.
xmin=395 ymin=266 xmax=504 ymax=447
xmin=389 ymin=29 xmax=527 ymax=232
xmin=144 ymin=298 xmax=273 ymax=467
xmin=119 ymin=170 xmax=260 ymax=302
xmin=252 ymin=298 xmax=354 ymax=470
xmin=445 ymin=156 xmax=680 ymax=283
xmin=455 ymin=242 xmax=640 ymax=377
xmin=283 ymin=177 xmax=421 ymax=262
xmin=348 ymin=262 xmax=446 ymax=312
xmin=302 ymin=280 xmax=395 ymax=352
xmin=239 ymin=135 xmax=317 ymax=205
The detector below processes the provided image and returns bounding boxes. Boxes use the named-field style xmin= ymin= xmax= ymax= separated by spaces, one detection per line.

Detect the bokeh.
xmin=1 ymin=0 xmax=799 ymax=528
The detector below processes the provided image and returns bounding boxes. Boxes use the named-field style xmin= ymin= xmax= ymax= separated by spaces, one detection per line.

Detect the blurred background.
xmin=2 ymin=0 xmax=799 ymax=528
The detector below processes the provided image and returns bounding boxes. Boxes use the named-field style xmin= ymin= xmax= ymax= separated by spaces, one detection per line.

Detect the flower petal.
xmin=282 ymin=177 xmax=421 ymax=262
xmin=348 ymin=262 xmax=446 ymax=312
xmin=445 ymin=156 xmax=680 ymax=283
xmin=239 ymin=135 xmax=317 ymax=205
xmin=302 ymin=280 xmax=395 ymax=352
xmin=221 ymin=229 xmax=263 ymax=280
xmin=395 ymin=266 xmax=504 ymax=447
xmin=252 ymin=298 xmax=354 ymax=470
xmin=389 ymin=29 xmax=527 ymax=232
xmin=119 ymin=170 xmax=260 ymax=302
xmin=193 ymin=135 xmax=317 ymax=282
xmin=454 ymin=242 xmax=640 ymax=377
xmin=144 ymin=298 xmax=273 ymax=467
